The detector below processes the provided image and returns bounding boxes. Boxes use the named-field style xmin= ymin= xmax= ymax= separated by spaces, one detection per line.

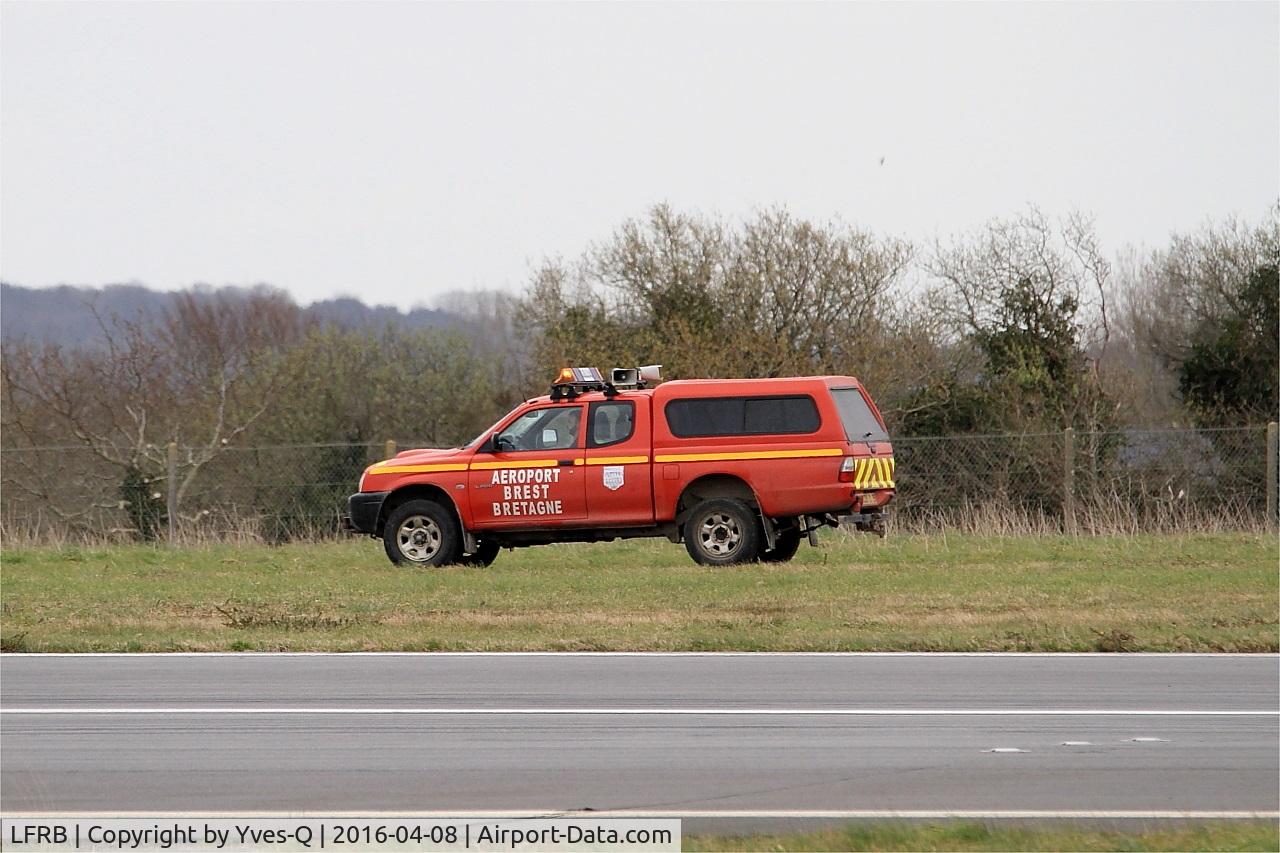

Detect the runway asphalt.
xmin=2 ymin=653 xmax=1277 ymax=830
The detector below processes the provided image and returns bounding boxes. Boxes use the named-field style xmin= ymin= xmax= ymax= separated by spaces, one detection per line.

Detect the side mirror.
xmin=541 ymin=428 xmax=558 ymax=447
xmin=494 ymin=434 xmax=516 ymax=452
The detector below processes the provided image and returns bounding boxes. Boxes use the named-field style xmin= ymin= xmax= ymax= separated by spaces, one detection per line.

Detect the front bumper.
xmin=344 ymin=491 xmax=389 ymax=535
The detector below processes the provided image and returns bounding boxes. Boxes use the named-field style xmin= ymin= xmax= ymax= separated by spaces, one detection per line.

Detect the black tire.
xmin=460 ymin=540 xmax=501 ymax=567
xmin=759 ymin=527 xmax=802 ymax=563
xmin=683 ymin=498 xmax=763 ymax=565
xmin=382 ymin=499 xmax=462 ymax=567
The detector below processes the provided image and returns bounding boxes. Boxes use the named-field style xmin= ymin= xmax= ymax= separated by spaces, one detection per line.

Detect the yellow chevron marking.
xmin=853 ymin=456 xmax=896 ymax=490
xmin=653 ymin=448 xmax=843 ymax=463
xmin=586 ymin=456 xmax=650 ymax=465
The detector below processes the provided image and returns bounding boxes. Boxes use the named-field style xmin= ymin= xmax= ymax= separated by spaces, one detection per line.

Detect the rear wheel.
xmin=759 ymin=527 xmax=802 ymax=563
xmin=382 ymin=499 xmax=462 ymax=567
xmin=683 ymin=498 xmax=762 ymax=565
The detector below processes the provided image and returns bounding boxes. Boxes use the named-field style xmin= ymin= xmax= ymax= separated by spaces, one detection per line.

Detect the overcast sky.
xmin=2 ymin=1 xmax=1277 ymax=307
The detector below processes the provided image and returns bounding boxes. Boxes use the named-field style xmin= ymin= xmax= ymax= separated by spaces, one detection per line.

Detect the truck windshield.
xmin=462 ymin=406 xmax=522 ymax=449
xmin=831 ymin=388 xmax=889 ymax=443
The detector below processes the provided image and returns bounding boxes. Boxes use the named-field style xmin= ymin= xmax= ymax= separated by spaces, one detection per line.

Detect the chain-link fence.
xmin=0 ymin=441 xmax=390 ymax=543
xmin=892 ymin=426 xmax=1275 ymax=531
xmin=3 ymin=426 xmax=1277 ymax=543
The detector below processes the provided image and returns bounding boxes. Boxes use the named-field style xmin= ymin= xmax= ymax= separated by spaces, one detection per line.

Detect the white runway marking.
xmin=3 ymin=707 xmax=1275 ymax=716
xmin=2 ymin=810 xmax=1277 ymax=820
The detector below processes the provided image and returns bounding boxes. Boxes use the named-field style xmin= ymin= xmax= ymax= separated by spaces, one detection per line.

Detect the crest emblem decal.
xmin=602 ymin=465 xmax=625 ymax=491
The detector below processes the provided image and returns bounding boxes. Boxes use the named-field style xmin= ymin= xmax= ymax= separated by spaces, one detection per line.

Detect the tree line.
xmin=523 ymin=204 xmax=1276 ymax=433
xmin=2 ymin=204 xmax=1276 ymax=537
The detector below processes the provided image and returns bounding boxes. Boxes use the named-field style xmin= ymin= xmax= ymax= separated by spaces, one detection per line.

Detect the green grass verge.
xmin=682 ymin=820 xmax=1280 ymax=852
xmin=1 ymin=533 xmax=1275 ymax=652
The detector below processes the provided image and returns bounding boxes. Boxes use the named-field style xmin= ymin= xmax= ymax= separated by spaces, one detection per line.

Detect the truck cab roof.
xmin=533 ymin=375 xmax=866 ymax=406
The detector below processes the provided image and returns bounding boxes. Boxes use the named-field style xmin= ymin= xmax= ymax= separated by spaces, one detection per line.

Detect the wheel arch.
xmin=674 ymin=473 xmax=760 ymax=527
xmin=377 ymin=483 xmax=463 ymax=536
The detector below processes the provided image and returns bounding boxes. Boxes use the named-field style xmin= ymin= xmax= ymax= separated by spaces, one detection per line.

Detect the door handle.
xmin=558 ymin=459 xmax=575 ymax=466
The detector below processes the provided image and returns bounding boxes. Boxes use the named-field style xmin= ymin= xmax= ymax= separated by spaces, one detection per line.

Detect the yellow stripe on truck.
xmin=371 ymin=463 xmax=469 ymax=474
xmin=586 ymin=456 xmax=650 ymax=465
xmin=469 ymin=459 xmax=569 ymax=470
xmin=654 ymin=448 xmax=843 ymax=463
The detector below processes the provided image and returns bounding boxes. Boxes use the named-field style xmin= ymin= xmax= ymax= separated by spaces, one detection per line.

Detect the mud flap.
xmin=461 ymin=526 xmax=479 ymax=556
xmin=759 ymin=512 xmax=778 ymax=550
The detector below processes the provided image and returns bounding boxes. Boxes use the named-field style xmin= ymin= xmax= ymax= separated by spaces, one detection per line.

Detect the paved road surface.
xmin=2 ymin=653 xmax=1276 ymax=829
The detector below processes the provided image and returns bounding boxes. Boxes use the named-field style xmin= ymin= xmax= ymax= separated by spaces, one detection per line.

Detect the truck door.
xmin=583 ymin=397 xmax=655 ymax=525
xmin=468 ymin=404 xmax=588 ymax=527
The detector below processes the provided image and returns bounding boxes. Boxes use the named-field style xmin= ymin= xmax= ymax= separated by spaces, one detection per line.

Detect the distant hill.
xmin=0 ymin=283 xmax=465 ymax=347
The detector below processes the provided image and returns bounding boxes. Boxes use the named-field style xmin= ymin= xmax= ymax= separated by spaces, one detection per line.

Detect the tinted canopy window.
xmin=831 ymin=388 xmax=889 ymax=442
xmin=666 ymin=395 xmax=820 ymax=438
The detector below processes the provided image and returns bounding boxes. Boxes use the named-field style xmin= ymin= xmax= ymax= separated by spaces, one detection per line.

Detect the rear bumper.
xmin=344 ymin=491 xmax=389 ymax=535
xmin=852 ymin=487 xmax=894 ymax=511
xmin=839 ymin=509 xmax=888 ymax=536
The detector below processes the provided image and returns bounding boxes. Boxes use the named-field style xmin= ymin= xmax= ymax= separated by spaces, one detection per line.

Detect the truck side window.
xmin=497 ymin=407 xmax=581 ymax=451
xmin=588 ymin=401 xmax=635 ymax=448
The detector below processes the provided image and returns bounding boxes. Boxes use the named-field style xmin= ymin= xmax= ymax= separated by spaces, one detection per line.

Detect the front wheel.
xmin=382 ymin=499 xmax=462 ymax=567
xmin=683 ymin=498 xmax=763 ymax=565
xmin=460 ymin=540 xmax=501 ymax=567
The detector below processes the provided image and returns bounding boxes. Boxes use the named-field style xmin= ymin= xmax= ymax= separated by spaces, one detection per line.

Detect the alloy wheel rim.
xmin=698 ymin=511 xmax=742 ymax=557
xmin=397 ymin=515 xmax=442 ymax=562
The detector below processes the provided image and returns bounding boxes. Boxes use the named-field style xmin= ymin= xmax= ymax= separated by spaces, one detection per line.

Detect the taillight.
xmin=838 ymin=456 xmax=856 ymax=482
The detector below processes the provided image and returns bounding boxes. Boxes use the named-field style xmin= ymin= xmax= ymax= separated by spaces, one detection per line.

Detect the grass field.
xmin=0 ymin=532 xmax=1275 ymax=652
xmin=682 ymin=821 xmax=1280 ymax=852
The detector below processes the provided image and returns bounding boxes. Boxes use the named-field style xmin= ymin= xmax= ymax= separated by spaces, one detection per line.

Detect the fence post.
xmin=166 ymin=441 xmax=178 ymax=544
xmin=1267 ymin=422 xmax=1278 ymax=528
xmin=1062 ymin=428 xmax=1076 ymax=534
xmin=384 ymin=439 xmax=397 ymax=461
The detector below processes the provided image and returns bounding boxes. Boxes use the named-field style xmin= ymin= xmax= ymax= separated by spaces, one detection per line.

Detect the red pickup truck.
xmin=346 ymin=368 xmax=894 ymax=567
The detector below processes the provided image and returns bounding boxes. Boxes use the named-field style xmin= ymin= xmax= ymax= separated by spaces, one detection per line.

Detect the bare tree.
xmin=2 ymin=288 xmax=305 ymax=532
xmin=519 ymin=204 xmax=916 ymax=391
xmin=924 ymin=208 xmax=1116 ymax=432
xmin=1120 ymin=207 xmax=1280 ymax=370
